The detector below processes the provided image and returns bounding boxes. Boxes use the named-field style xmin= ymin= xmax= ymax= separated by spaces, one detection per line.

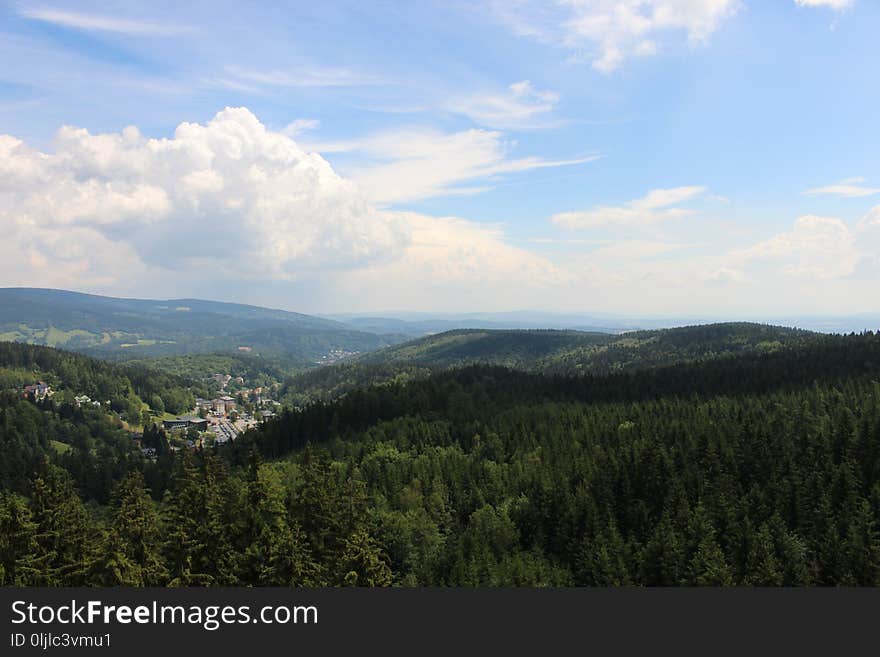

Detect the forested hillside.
xmin=0 ymin=341 xmax=197 ymax=417
xmin=358 ymin=323 xmax=815 ymax=373
xmin=280 ymin=322 xmax=818 ymax=406
xmin=0 ymin=288 xmax=401 ymax=362
xmin=2 ymin=332 xmax=879 ymax=586
xmin=0 ymin=341 xmax=199 ymax=500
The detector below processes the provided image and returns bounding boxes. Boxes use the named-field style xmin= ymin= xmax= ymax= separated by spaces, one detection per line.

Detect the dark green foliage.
xmin=356 ymin=322 xmax=816 ymax=375
xmin=279 ymin=322 xmax=819 ymax=408
xmin=28 ymin=465 xmax=95 ymax=586
xmin=0 ymin=340 xmax=195 ymax=414
xmin=91 ymin=472 xmax=166 ymax=586
xmin=2 ymin=331 xmax=880 ymax=586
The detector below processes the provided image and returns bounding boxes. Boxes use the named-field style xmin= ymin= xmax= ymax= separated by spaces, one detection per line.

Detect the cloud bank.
xmin=0 ymin=107 xmax=563 ymax=308
xmin=1 ymin=108 xmax=409 ymax=280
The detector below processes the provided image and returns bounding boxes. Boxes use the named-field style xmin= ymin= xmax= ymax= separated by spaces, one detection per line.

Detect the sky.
xmin=1 ymin=0 xmax=879 ymax=317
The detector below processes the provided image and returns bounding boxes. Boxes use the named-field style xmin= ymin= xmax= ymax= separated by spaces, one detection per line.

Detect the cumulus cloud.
xmin=490 ymin=0 xmax=740 ymax=73
xmin=0 ymin=107 xmax=575 ymax=310
xmin=447 ymin=80 xmax=561 ymax=129
xmin=804 ymin=177 xmax=879 ymax=198
xmin=0 ymin=108 xmax=409 ymax=281
xmin=856 ymin=205 xmax=880 ymax=230
xmin=551 ymin=185 xmax=706 ymax=229
xmin=308 ymin=127 xmax=596 ymax=204
xmin=332 ymin=211 xmax=570 ymax=310
xmin=731 ymin=215 xmax=860 ymax=279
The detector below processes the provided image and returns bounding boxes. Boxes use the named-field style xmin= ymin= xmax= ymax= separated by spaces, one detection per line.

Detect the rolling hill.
xmin=357 ymin=323 xmax=818 ymax=373
xmin=278 ymin=322 xmax=821 ymax=405
xmin=0 ymin=288 xmax=404 ymax=364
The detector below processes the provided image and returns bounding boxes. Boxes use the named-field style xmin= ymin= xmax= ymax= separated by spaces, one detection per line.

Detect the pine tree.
xmin=575 ymin=519 xmax=632 ymax=585
xmin=338 ymin=528 xmax=393 ymax=587
xmin=237 ymin=450 xmax=318 ymax=585
xmin=29 ymin=464 xmax=96 ymax=585
xmin=683 ymin=506 xmax=732 ymax=586
xmin=0 ymin=491 xmax=42 ymax=585
xmin=92 ymin=472 xmax=166 ymax=586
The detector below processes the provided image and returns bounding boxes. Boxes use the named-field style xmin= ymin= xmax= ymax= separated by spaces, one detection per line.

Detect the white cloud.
xmin=336 ymin=212 xmax=570 ymax=308
xmin=551 ymin=185 xmax=706 ymax=229
xmin=282 ymin=119 xmax=321 ymax=137
xmin=447 ymin=80 xmax=561 ymax=129
xmin=856 ymin=205 xmax=880 ymax=230
xmin=731 ymin=215 xmax=859 ymax=279
xmin=0 ymin=108 xmax=573 ymax=310
xmin=804 ymin=177 xmax=879 ymax=198
xmin=0 ymin=108 xmax=409 ymax=281
xmin=589 ymin=240 xmax=695 ymax=259
xmin=19 ymin=8 xmax=190 ymax=35
xmin=705 ymin=267 xmax=746 ymax=283
xmin=490 ymin=0 xmax=740 ymax=73
xmin=308 ymin=128 xmax=596 ymax=204
xmin=794 ymin=0 xmax=854 ymax=9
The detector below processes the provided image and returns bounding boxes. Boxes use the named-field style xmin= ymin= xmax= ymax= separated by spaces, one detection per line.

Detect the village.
xmin=19 ymin=370 xmax=281 ymax=458
xmin=156 ymin=371 xmax=281 ymax=452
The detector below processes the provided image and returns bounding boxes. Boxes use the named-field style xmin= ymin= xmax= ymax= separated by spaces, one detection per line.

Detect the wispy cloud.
xmin=19 ymin=7 xmax=191 ymax=36
xmin=552 ymin=186 xmax=707 ymax=229
xmin=282 ymin=118 xmax=320 ymax=137
xmin=794 ymin=0 xmax=854 ymax=9
xmin=215 ymin=65 xmax=384 ymax=90
xmin=307 ymin=127 xmax=596 ymax=204
xmin=447 ymin=80 xmax=562 ymax=129
xmin=804 ymin=177 xmax=879 ymax=198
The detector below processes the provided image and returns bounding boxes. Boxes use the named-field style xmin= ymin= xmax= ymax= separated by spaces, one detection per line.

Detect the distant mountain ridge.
xmin=356 ymin=323 xmax=818 ymax=374
xmin=279 ymin=322 xmax=822 ymax=406
xmin=327 ymin=310 xmax=880 ymax=337
xmin=0 ymin=288 xmax=402 ymax=363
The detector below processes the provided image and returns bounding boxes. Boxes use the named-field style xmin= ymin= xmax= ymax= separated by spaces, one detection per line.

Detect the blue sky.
xmin=1 ymin=1 xmax=878 ymax=316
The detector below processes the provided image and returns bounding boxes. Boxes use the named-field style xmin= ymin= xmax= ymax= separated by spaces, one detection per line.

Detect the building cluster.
xmin=22 ymin=381 xmax=53 ymax=402
xmin=162 ymin=416 xmax=208 ymax=432
xmin=314 ymin=349 xmax=360 ymax=366
xmin=161 ymin=411 xmax=243 ymax=448
xmin=148 ymin=372 xmax=282 ymax=452
xmin=210 ymin=373 xmax=245 ymax=389
xmin=196 ymin=395 xmax=237 ymax=416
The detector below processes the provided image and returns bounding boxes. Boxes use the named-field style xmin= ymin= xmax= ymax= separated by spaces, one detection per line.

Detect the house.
xmin=23 ymin=381 xmax=53 ymax=401
xmin=74 ymin=394 xmax=101 ymax=408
